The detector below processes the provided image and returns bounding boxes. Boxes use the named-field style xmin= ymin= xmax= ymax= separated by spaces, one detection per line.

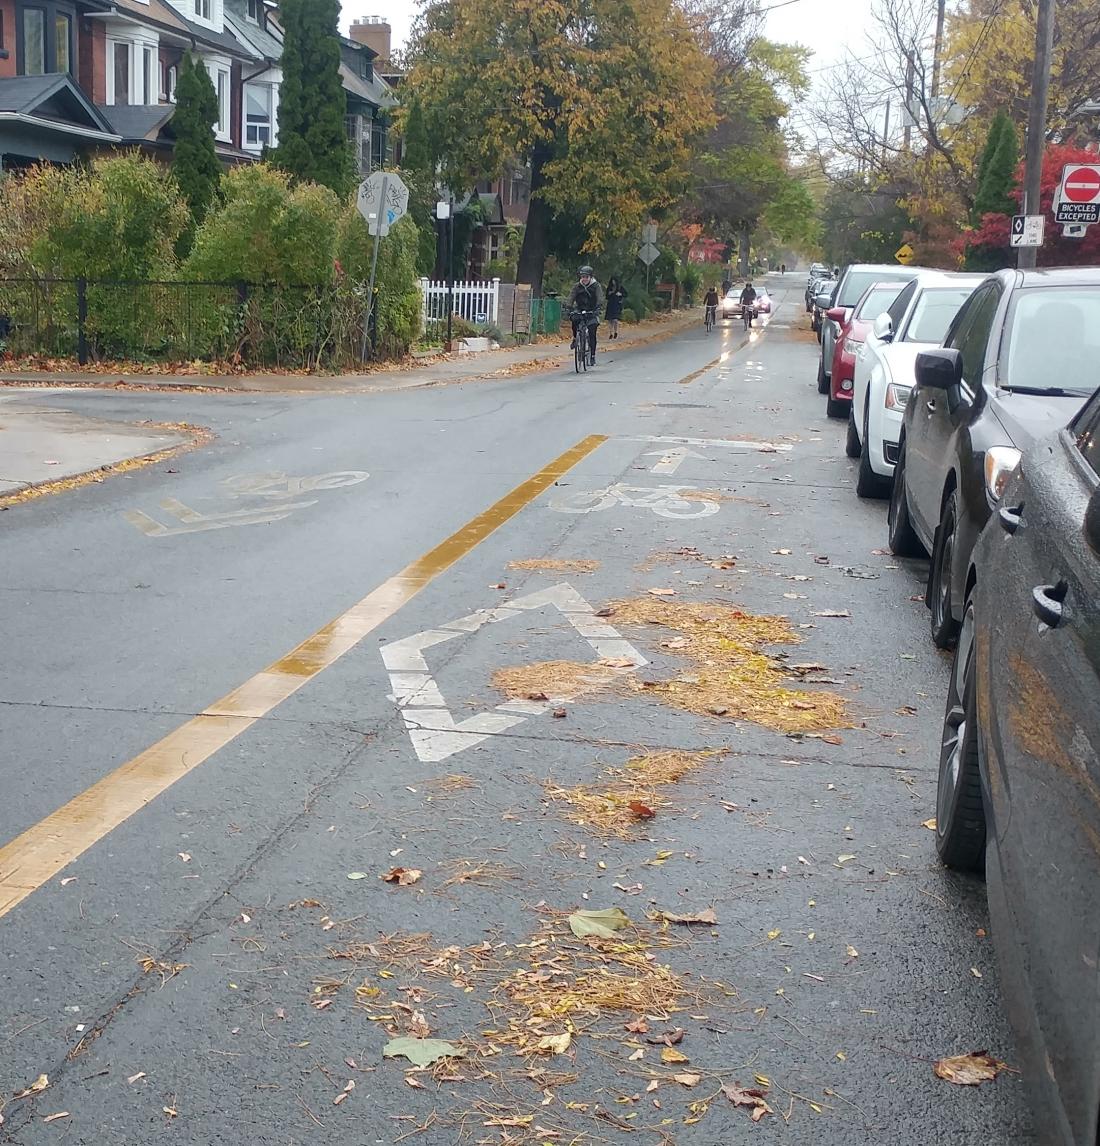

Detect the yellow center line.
xmin=0 ymin=434 xmax=608 ymax=919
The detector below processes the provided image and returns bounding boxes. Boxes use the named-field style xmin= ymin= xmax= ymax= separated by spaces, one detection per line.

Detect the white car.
xmin=847 ymin=273 xmax=985 ymax=498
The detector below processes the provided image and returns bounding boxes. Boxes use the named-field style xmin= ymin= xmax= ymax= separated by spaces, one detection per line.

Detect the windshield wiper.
xmin=1000 ymin=385 xmax=1090 ymax=397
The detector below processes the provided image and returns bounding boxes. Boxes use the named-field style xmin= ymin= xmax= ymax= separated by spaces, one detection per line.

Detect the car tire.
xmin=936 ymin=594 xmax=986 ymax=872
xmin=826 ymin=395 xmax=848 ymax=419
xmin=856 ymin=403 xmax=890 ymax=499
xmin=929 ymin=490 xmax=961 ymax=648
xmin=816 ymin=356 xmax=829 ymax=394
xmin=887 ymin=444 xmax=926 ymax=557
xmin=845 ymin=409 xmax=861 ymax=458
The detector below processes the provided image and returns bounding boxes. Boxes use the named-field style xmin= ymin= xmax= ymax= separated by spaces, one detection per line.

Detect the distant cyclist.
xmin=567 ymin=265 xmax=604 ymax=363
xmin=702 ymin=284 xmax=719 ymax=328
xmin=739 ymin=279 xmax=758 ymax=324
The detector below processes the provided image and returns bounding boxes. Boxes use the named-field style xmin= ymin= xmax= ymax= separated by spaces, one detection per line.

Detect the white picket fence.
xmin=420 ymin=277 xmax=501 ymax=333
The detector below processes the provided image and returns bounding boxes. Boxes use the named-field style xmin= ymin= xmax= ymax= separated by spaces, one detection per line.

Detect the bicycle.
xmin=742 ymin=300 xmax=754 ymax=331
xmin=704 ymin=304 xmax=716 ymax=333
xmin=571 ymin=310 xmax=597 ymax=372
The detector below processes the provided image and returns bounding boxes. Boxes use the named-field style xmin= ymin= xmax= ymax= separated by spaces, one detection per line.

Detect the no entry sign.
xmin=1055 ymin=164 xmax=1100 ymax=224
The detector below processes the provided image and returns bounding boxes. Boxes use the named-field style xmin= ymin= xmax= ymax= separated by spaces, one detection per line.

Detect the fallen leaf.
xmin=178 ymin=852 xmax=191 ymax=863
xmin=648 ymin=587 xmax=677 ymax=596
xmin=524 ymin=690 xmax=549 ymax=701
xmin=599 ymin=656 xmax=638 ymax=668
xmin=645 ymin=850 xmax=675 ymax=867
xmin=662 ymin=637 xmax=689 ymax=649
xmin=552 ymin=708 xmax=568 ymax=719
xmin=933 ymin=1051 xmax=1006 ymax=1086
xmin=813 ymin=610 xmax=851 ymax=618
xmin=837 ymin=854 xmax=856 ymax=865
xmin=311 ymin=998 xmax=334 ymax=1011
xmin=568 ymin=907 xmax=630 ymax=939
xmin=484 ymin=1115 xmax=534 ymax=1128
xmin=814 ymin=555 xmax=831 ymax=565
xmin=971 ymin=967 xmax=983 ymax=978
xmin=383 ymin=1037 xmax=466 ymax=1067
xmin=657 ymin=908 xmax=717 ymax=926
xmin=773 ymin=549 xmax=792 ymax=555
xmin=128 ymin=1072 xmax=146 ymax=1084
xmin=767 ymin=928 xmax=781 ymax=940
xmin=163 ymin=1106 xmax=178 ymax=1118
xmin=646 ymin=1079 xmax=659 ymax=1093
xmin=846 ymin=945 xmax=859 ymax=958
xmin=59 ymin=877 xmax=77 ymax=887
xmin=42 ymin=1113 xmax=70 ymax=1124
xmin=404 ymin=1077 xmax=425 ymax=1089
xmin=596 ymin=607 xmax=615 ymax=617
xmin=490 ymin=583 xmax=506 ymax=590
xmin=628 ymin=1048 xmax=645 ymax=1061
xmin=613 ymin=882 xmax=644 ymax=895
xmin=976 ymin=928 xmax=987 ymax=938
xmin=673 ymin=1073 xmax=701 ymax=1087
xmin=536 ymin=1033 xmax=572 ymax=1055
xmin=382 ymin=867 xmax=423 ymax=886
xmin=897 ymin=705 xmax=918 ymax=716
xmin=646 ymin=1028 xmax=685 ymax=1047
xmin=628 ymin=800 xmax=656 ymax=820
xmin=15 ymin=1074 xmax=49 ymax=1098
xmin=346 ymin=871 xmax=368 ymax=880
xmin=660 ymin=1047 xmax=689 ymax=1064
xmin=921 ymin=818 xmax=938 ymax=830
xmin=625 ymin=1018 xmax=649 ymax=1034
xmin=723 ymin=1084 xmax=773 ymax=1121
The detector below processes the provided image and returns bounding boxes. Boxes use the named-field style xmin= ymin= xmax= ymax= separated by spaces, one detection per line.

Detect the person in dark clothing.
xmin=604 ymin=277 xmax=627 ymax=339
xmin=721 ymin=277 xmax=732 ymax=296
xmin=702 ymin=284 xmax=720 ymax=326
xmin=566 ymin=266 xmax=604 ymax=362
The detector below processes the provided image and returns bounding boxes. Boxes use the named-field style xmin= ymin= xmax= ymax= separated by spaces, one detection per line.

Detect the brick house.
xmin=0 ymin=0 xmax=393 ymax=170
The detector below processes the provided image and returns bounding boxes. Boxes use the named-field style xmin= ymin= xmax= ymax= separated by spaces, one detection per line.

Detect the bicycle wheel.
xmin=574 ymin=337 xmax=584 ymax=374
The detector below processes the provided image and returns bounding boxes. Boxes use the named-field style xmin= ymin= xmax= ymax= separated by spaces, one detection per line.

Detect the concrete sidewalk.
xmin=0 ymin=308 xmax=700 ymax=394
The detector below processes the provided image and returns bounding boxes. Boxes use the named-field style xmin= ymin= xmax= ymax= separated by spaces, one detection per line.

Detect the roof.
xmin=339 ymin=62 xmax=397 ymax=111
xmin=223 ymin=0 xmax=283 ymax=62
xmin=0 ymin=74 xmax=117 ymax=136
xmin=1013 ymin=267 xmax=1100 ymax=285
xmin=98 ymin=103 xmax=176 ymax=141
xmin=96 ymin=0 xmax=251 ymax=57
xmin=112 ymin=0 xmax=190 ymax=33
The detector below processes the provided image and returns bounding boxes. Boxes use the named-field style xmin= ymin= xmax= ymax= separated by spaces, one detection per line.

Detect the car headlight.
xmin=985 ymin=446 xmax=1022 ymax=501
xmin=884 ymin=383 xmax=911 ymax=411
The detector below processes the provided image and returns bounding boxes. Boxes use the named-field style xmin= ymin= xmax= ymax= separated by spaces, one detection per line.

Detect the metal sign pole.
xmin=447 ymin=202 xmax=454 ymax=349
xmin=361 ymin=172 xmax=389 ymax=363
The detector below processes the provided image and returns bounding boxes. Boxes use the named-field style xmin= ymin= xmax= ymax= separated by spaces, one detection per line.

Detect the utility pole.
xmin=931 ymin=0 xmax=947 ymax=99
xmin=1018 ymin=0 xmax=1056 ymax=270
xmin=883 ymin=98 xmax=892 ymax=160
xmin=903 ymin=56 xmax=914 ymax=150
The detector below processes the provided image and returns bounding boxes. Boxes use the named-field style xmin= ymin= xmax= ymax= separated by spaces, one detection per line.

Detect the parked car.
xmin=815 ymin=264 xmax=924 ymax=394
xmin=847 ymin=273 xmax=985 ymax=496
xmin=806 ymin=267 xmax=834 ymax=314
xmin=934 ymin=391 xmax=1100 ymax=1146
xmin=823 ymin=280 xmax=908 ymax=419
xmin=887 ymin=267 xmax=1098 ymax=647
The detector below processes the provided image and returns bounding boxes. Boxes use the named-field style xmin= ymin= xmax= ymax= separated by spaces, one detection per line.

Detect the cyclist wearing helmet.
xmin=567 ymin=266 xmax=604 ymax=363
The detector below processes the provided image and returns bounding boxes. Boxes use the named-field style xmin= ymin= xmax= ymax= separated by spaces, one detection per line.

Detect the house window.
xmin=165 ymin=63 xmax=177 ymax=102
xmin=109 ymin=40 xmax=130 ymax=104
xmin=53 ymin=12 xmax=71 ymax=72
xmin=246 ymin=0 xmax=260 ymax=22
xmin=22 ymin=8 xmax=46 ymax=75
xmin=359 ymin=54 xmax=371 ymax=80
xmin=142 ymin=44 xmax=154 ymax=102
xmin=244 ymin=82 xmax=273 ymax=147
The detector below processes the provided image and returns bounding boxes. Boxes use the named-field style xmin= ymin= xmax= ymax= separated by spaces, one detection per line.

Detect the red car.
xmin=825 ymin=281 xmax=907 ymax=418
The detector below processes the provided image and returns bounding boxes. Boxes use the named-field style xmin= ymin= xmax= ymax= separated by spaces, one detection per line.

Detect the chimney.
xmin=350 ymin=16 xmax=391 ymax=63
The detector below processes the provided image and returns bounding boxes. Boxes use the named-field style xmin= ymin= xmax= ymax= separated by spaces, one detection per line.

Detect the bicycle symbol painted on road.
xmin=221 ymin=471 xmax=369 ymax=499
xmin=549 ymin=483 xmax=720 ymax=519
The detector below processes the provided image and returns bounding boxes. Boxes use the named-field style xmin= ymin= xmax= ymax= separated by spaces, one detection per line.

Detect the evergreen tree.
xmin=972 ymin=110 xmax=1019 ymax=222
xmin=401 ymin=97 xmax=432 ymax=176
xmin=275 ymin=0 xmax=350 ymax=195
xmin=171 ymin=52 xmax=221 ymax=249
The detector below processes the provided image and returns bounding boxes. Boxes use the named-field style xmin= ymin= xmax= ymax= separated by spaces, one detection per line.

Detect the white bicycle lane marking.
xmin=380 ymin=583 xmax=647 ymax=763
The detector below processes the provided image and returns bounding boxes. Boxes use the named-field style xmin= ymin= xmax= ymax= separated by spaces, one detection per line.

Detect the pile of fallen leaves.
xmin=609 ymin=598 xmax=850 ymax=733
xmin=491 ymin=660 xmax=625 ymax=704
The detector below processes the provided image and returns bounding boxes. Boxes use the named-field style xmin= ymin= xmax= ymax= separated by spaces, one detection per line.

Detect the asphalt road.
xmin=0 ymin=278 xmax=1036 ymax=1144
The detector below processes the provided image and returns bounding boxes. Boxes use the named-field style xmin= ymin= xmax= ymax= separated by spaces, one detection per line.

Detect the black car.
xmin=887 ymin=267 xmax=1098 ymax=647
xmin=935 ymin=394 xmax=1100 ymax=1146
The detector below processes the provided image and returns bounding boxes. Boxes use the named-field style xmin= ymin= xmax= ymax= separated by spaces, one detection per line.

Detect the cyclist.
xmin=567 ymin=266 xmax=604 ymax=363
xmin=702 ymin=284 xmax=719 ymax=328
xmin=739 ymin=279 xmax=758 ymax=325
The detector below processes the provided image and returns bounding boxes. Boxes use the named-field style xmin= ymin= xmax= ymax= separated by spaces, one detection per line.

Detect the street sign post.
xmin=894 ymin=243 xmax=915 ymax=265
xmin=1010 ymin=214 xmax=1045 ymax=248
xmin=642 ymin=223 xmax=658 ymax=245
xmin=637 ymin=242 xmax=659 ymax=267
xmin=356 ymin=171 xmax=410 ymax=362
xmin=1054 ymin=163 xmax=1100 ymax=225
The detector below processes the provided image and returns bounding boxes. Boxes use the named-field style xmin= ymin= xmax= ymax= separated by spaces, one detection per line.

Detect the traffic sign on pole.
xmin=1054 ymin=163 xmax=1100 ymax=225
xmin=357 ymin=170 xmax=409 ymax=237
xmin=1010 ymin=214 xmax=1045 ymax=248
xmin=637 ymin=242 xmax=660 ymax=267
xmin=894 ymin=243 xmax=915 ymax=265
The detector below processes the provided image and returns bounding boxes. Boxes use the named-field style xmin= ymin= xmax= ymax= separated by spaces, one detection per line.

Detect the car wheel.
xmin=936 ymin=595 xmax=986 ymax=871
xmin=929 ymin=490 xmax=960 ymax=648
xmin=845 ymin=409 xmax=861 ymax=458
xmin=817 ymin=356 xmax=829 ymax=394
xmin=826 ymin=394 xmax=848 ymax=419
xmin=856 ymin=403 xmax=890 ymax=499
xmin=887 ymin=444 xmax=926 ymax=557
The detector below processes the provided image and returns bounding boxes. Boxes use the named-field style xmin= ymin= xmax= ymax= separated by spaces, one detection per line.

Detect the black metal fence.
xmin=0 ymin=277 xmax=386 ymax=370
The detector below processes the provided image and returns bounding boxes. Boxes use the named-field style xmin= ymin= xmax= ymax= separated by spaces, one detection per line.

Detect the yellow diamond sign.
xmin=895 ymin=243 xmax=915 ymax=265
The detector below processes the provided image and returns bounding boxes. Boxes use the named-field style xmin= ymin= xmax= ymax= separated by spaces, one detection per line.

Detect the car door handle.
xmin=1032 ymin=581 xmax=1068 ymax=628
xmin=925 ymin=398 xmax=937 ymax=412
xmin=998 ymin=504 xmax=1023 ymax=534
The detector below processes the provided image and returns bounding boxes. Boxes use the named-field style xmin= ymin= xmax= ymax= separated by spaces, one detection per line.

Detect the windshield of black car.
xmin=839 ymin=270 xmax=913 ymax=307
xmin=1001 ymin=287 xmax=1100 ymax=395
xmin=903 ymin=287 xmax=977 ymax=343
xmin=854 ymin=284 xmax=904 ymax=321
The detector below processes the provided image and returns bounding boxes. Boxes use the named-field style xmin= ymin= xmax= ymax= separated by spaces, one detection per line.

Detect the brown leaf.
xmin=658 ymin=908 xmax=717 ymax=925
xmin=595 ymin=607 xmax=615 ymax=617
xmin=42 ymin=1113 xmax=70 ymax=1124
xmin=599 ymin=656 xmax=638 ymax=668
xmin=647 ymin=587 xmax=677 ymax=596
xmin=723 ymin=1084 xmax=774 ymax=1121
xmin=404 ymin=1077 xmax=425 ymax=1089
xmin=382 ymin=867 xmax=423 ymax=886
xmin=933 ymin=1051 xmax=1006 ymax=1086
xmin=490 ymin=583 xmax=506 ymax=589
xmin=552 ymin=708 xmax=568 ymax=719
xmin=646 ymin=1028 xmax=685 ymax=1047
xmin=673 ymin=1073 xmax=702 ymax=1087
xmin=524 ymin=691 xmax=549 ymax=702
xmin=820 ymin=734 xmax=843 ymax=745
xmin=15 ymin=1074 xmax=49 ymax=1098
xmin=311 ymin=998 xmax=334 ymax=1011
xmin=625 ymin=1018 xmax=649 ymax=1034
xmin=628 ymin=800 xmax=656 ymax=820
xmin=660 ymin=1047 xmax=689 ymax=1064
xmin=897 ymin=705 xmax=918 ymax=716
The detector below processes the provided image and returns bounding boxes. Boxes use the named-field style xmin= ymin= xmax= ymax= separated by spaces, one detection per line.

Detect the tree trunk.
xmin=738 ymin=229 xmax=750 ymax=277
xmin=517 ymin=143 xmax=553 ymax=295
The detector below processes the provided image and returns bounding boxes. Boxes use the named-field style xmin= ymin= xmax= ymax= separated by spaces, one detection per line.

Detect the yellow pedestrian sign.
xmin=894 ymin=243 xmax=915 ymax=265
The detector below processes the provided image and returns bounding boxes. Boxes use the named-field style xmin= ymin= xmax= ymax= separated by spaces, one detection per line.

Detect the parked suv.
xmin=815 ymin=264 xmax=924 ymax=394
xmin=887 ymin=267 xmax=1099 ymax=646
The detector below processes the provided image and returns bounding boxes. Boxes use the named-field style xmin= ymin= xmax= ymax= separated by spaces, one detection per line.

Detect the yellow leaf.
xmin=660 ymin=1047 xmax=689 ymax=1064
xmin=767 ymin=928 xmax=781 ymax=940
xmin=921 ymin=818 xmax=937 ymax=830
xmin=536 ymin=1032 xmax=572 ymax=1055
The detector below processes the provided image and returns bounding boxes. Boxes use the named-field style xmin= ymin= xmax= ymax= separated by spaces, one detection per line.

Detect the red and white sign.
xmin=1055 ymin=164 xmax=1100 ymax=224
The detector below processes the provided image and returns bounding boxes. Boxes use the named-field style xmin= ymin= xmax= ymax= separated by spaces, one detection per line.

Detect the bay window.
xmin=53 ymin=12 xmax=70 ymax=72
xmin=22 ymin=8 xmax=46 ymax=75
xmin=18 ymin=3 xmax=76 ymax=76
xmin=244 ymin=83 xmax=273 ymax=148
xmin=202 ymin=57 xmax=232 ymax=141
xmin=108 ymin=39 xmax=130 ymax=104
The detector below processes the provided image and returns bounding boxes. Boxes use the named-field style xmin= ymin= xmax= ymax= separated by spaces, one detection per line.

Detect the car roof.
xmin=1008 ymin=266 xmax=1100 ymax=286
xmin=908 ymin=272 xmax=986 ymax=290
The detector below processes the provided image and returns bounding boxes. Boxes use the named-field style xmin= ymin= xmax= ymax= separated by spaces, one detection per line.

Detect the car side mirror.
xmin=1085 ymin=488 xmax=1100 ymax=555
xmin=914 ymin=347 xmax=963 ymax=390
xmin=825 ymin=306 xmax=846 ymax=323
xmin=872 ymin=312 xmax=893 ymax=341
xmin=815 ymin=290 xmax=835 ymax=309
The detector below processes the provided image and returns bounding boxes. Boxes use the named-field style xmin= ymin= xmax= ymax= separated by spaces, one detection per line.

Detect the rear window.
xmin=903 ymin=287 xmax=977 ymax=343
xmin=1001 ymin=287 xmax=1100 ymax=395
xmin=854 ymin=283 xmax=904 ymax=320
xmin=839 ymin=269 xmax=914 ymax=307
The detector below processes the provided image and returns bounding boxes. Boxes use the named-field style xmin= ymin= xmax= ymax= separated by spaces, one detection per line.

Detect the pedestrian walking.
xmin=605 ymin=277 xmax=627 ymax=339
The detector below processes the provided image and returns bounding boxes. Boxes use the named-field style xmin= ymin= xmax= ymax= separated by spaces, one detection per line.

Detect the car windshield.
xmin=903 ymin=287 xmax=977 ymax=343
xmin=838 ymin=269 xmax=913 ymax=307
xmin=854 ymin=283 xmax=904 ymax=320
xmin=1001 ymin=287 xmax=1100 ymax=395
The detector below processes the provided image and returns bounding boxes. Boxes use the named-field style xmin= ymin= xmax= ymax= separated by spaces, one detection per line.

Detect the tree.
xmin=395 ymin=96 xmax=440 ymax=276
xmin=274 ymin=0 xmax=350 ymax=195
xmin=405 ymin=0 xmax=715 ymax=293
xmin=971 ymin=110 xmax=1018 ymax=222
xmin=171 ymin=52 xmax=221 ymax=252
xmin=400 ymin=97 xmax=432 ymax=177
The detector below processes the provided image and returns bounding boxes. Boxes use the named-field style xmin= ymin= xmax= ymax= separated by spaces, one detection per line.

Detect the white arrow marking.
xmin=628 ymin=434 xmax=793 ymax=453
xmin=645 ymin=446 xmax=706 ymax=474
xmin=124 ymin=497 xmax=317 ymax=537
xmin=380 ymin=582 xmax=647 ymax=762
